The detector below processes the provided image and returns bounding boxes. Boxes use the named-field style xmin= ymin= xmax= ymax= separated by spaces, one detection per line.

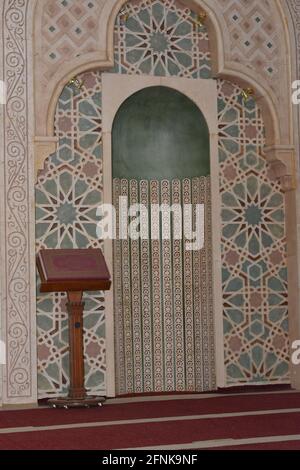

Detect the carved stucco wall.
xmin=35 ymin=0 xmax=289 ymax=396
xmin=284 ymin=0 xmax=300 ymax=389
xmin=33 ymin=0 xmax=291 ymax=149
xmin=0 ymin=0 xmax=299 ymax=404
xmin=0 ymin=0 xmax=37 ymax=404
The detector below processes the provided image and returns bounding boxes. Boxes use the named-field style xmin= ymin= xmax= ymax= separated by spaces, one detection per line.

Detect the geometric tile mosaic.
xmin=218 ymin=80 xmax=289 ymax=384
xmin=35 ymin=0 xmax=289 ymax=396
xmin=220 ymin=0 xmax=281 ymax=92
xmin=113 ymin=0 xmax=211 ymax=78
xmin=35 ymin=71 xmax=105 ymax=398
xmin=42 ymin=0 xmax=103 ymax=80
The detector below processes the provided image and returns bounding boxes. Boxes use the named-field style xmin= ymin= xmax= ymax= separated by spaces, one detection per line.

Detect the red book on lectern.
xmin=37 ymin=249 xmax=111 ymax=293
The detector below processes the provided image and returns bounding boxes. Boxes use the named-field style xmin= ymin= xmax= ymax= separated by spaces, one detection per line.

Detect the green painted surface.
xmin=112 ymin=86 xmax=210 ymax=179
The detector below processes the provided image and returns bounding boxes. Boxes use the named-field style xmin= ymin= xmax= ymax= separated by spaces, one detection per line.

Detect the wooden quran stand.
xmin=36 ymin=249 xmax=111 ymax=409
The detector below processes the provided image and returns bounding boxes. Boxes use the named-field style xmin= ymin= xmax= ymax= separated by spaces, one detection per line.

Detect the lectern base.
xmin=48 ymin=396 xmax=106 ymax=409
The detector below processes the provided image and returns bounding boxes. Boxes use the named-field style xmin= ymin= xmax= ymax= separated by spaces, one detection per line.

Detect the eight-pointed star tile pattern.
xmin=35 ymin=0 xmax=289 ymax=396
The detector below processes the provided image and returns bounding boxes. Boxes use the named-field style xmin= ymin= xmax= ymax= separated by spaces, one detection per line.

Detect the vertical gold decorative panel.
xmin=140 ymin=180 xmax=153 ymax=392
xmin=172 ymin=179 xmax=185 ymax=391
xmin=183 ymin=178 xmax=195 ymax=391
xmin=120 ymin=179 xmax=134 ymax=394
xmin=150 ymin=180 xmax=164 ymax=392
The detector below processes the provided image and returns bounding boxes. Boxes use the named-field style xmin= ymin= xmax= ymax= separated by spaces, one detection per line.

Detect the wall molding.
xmin=0 ymin=0 xmax=37 ymax=405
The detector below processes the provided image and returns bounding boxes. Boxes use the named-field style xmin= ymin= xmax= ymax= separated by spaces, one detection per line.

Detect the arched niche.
xmin=101 ymin=73 xmax=223 ymax=394
xmin=33 ymin=0 xmax=295 ymax=190
xmin=109 ymin=83 xmax=217 ymax=394
xmin=112 ymin=86 xmax=210 ymax=180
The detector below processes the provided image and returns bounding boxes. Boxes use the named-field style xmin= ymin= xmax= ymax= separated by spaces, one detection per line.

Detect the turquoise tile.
xmin=223 ymin=224 xmax=239 ymax=239
xmin=79 ymin=134 xmax=98 ymax=150
xmin=233 ymin=183 xmax=245 ymax=199
xmin=96 ymin=322 xmax=105 ymax=337
xmin=173 ymin=22 xmax=191 ymax=36
xmin=223 ymin=318 xmax=233 ymax=334
xmin=138 ymin=8 xmax=151 ymax=26
xmin=247 ymin=175 xmax=258 ymax=198
xmin=85 ymin=370 xmax=104 ymax=389
xmin=174 ymin=52 xmax=192 ymax=67
xmin=226 ymin=278 xmax=244 ymax=292
xmin=250 ymin=320 xmax=264 ymax=337
xmin=223 ymin=139 xmax=239 ymax=154
xmin=228 ymin=294 xmax=245 ymax=308
xmin=82 ymin=189 xmax=102 ymax=205
xmin=261 ymin=231 xmax=273 ymax=248
xmin=223 ymin=125 xmax=239 ymax=137
xmin=75 ymin=231 xmax=89 ymax=247
xmin=125 ymin=33 xmax=142 ymax=47
xmin=222 ymin=268 xmax=231 ymax=283
xmin=222 ymin=209 xmax=237 ymax=222
xmin=268 ymin=293 xmax=283 ymax=306
xmin=227 ymin=364 xmax=245 ymax=379
xmin=43 ymin=179 xmax=57 ymax=197
xmin=176 ymin=38 xmax=192 ymax=51
xmin=140 ymin=57 xmax=152 ymax=74
xmin=273 ymin=362 xmax=289 ymax=377
xmin=58 ymin=145 xmax=72 ymax=162
xmin=269 ymin=308 xmax=286 ymax=323
xmin=251 ymin=345 xmax=263 ymax=367
xmin=199 ymin=67 xmax=211 ymax=79
xmin=267 ymin=193 xmax=284 ymax=207
xmin=36 ymin=315 xmax=53 ymax=331
xmin=59 ymin=171 xmax=73 ymax=193
xmin=249 ymin=235 xmax=260 ymax=256
xmin=280 ymin=318 xmax=289 ymax=332
xmin=239 ymin=353 xmax=251 ymax=370
xmin=260 ymin=183 xmax=272 ymax=200
xmin=166 ymin=11 xmax=177 ymax=28
xmin=234 ymin=231 xmax=247 ymax=249
xmin=266 ymin=352 xmax=277 ymax=370
xmin=222 ymin=108 xmax=238 ymax=123
xmin=126 ymin=16 xmax=144 ymax=33
xmin=222 ymin=192 xmax=239 ymax=206
xmin=152 ymin=2 xmax=164 ymax=24
xmin=271 ymin=209 xmax=284 ymax=223
xmin=218 ymin=148 xmax=228 ymax=163
xmin=36 ymin=189 xmax=51 ymax=205
xmin=79 ymin=117 xmax=96 ymax=132
xmin=268 ymin=223 xmax=284 ymax=239
xmin=44 ymin=231 xmax=58 ymax=248
xmin=225 ymin=309 xmax=244 ymax=325
xmin=268 ymin=277 xmax=285 ymax=292
xmin=79 ymin=101 xmax=98 ymax=117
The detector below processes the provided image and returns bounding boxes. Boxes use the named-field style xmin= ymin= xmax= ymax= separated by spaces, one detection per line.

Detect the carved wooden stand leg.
xmin=48 ymin=291 xmax=105 ymax=409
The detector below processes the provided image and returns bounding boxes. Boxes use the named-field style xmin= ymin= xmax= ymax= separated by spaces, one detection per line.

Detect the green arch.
xmin=112 ymin=86 xmax=210 ymax=179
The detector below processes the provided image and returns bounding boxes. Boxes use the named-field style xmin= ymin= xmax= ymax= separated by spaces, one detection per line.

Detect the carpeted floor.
xmin=0 ymin=390 xmax=300 ymax=450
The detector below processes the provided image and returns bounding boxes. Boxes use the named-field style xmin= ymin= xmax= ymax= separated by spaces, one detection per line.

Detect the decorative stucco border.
xmin=0 ymin=0 xmax=37 ymax=405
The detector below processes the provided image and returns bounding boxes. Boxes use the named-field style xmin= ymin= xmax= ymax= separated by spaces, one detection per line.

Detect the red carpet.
xmin=0 ymin=392 xmax=299 ymax=428
xmin=0 ymin=391 xmax=300 ymax=450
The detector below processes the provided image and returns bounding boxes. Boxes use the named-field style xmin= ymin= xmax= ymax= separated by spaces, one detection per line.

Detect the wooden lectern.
xmin=36 ymin=248 xmax=111 ymax=409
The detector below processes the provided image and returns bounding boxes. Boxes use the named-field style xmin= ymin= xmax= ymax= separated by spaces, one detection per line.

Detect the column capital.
xmin=264 ymin=145 xmax=296 ymax=192
xmin=34 ymin=136 xmax=59 ymax=180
